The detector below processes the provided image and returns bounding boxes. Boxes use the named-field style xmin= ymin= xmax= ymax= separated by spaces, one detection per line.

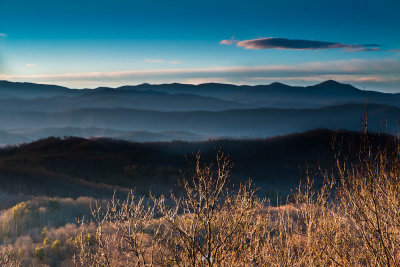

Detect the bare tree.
xmin=155 ymin=152 xmax=265 ymax=266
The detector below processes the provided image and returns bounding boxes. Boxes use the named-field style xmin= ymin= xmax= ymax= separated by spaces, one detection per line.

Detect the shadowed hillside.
xmin=0 ymin=129 xmax=395 ymax=200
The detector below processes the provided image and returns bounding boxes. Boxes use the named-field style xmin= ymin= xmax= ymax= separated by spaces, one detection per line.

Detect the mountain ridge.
xmin=0 ymin=80 xmax=398 ymax=145
xmin=0 ymin=103 xmax=397 ymax=140
xmin=1 ymin=79 xmax=399 ymax=109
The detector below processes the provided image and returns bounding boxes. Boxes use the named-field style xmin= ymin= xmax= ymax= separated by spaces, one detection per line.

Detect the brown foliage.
xmin=1 ymin=133 xmax=398 ymax=266
xmin=74 ymin=135 xmax=400 ymax=266
xmin=0 ymin=245 xmax=22 ymax=267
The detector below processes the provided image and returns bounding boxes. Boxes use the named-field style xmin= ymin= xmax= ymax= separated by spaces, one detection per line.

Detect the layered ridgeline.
xmin=0 ymin=80 xmax=399 ymax=145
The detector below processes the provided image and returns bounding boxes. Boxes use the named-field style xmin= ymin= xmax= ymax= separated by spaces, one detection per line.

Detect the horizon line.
xmin=0 ymin=79 xmax=356 ymax=90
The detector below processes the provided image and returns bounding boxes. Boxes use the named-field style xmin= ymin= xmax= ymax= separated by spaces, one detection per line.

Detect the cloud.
xmin=0 ymin=33 xmax=7 ymax=37
xmin=2 ymin=59 xmax=399 ymax=80
xmin=222 ymin=37 xmax=381 ymax=52
xmin=220 ymin=36 xmax=238 ymax=45
xmin=249 ymin=75 xmax=400 ymax=83
xmin=1 ymin=59 xmax=399 ymax=92
xmin=389 ymin=49 xmax=400 ymax=52
xmin=26 ymin=63 xmax=36 ymax=67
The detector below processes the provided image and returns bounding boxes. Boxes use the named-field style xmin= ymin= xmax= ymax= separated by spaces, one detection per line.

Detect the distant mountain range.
xmin=1 ymin=80 xmax=399 ymax=109
xmin=0 ymin=80 xmax=398 ymax=145
xmin=117 ymin=80 xmax=400 ymax=108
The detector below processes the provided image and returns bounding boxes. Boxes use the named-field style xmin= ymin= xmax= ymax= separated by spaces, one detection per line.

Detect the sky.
xmin=0 ymin=0 xmax=399 ymax=92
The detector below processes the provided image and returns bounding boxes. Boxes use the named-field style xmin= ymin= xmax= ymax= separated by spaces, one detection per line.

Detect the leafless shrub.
xmin=155 ymin=152 xmax=266 ymax=266
xmin=74 ymin=192 xmax=165 ymax=266
xmin=332 ymin=135 xmax=400 ymax=266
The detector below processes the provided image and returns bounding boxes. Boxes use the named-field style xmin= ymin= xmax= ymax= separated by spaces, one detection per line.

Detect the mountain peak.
xmin=268 ymin=82 xmax=290 ymax=88
xmin=316 ymin=80 xmax=344 ymax=87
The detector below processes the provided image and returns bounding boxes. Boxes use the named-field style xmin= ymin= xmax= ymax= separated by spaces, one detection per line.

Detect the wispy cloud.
xmin=221 ymin=37 xmax=381 ymax=52
xmin=2 ymin=59 xmax=399 ymax=80
xmin=0 ymin=33 xmax=7 ymax=37
xmin=26 ymin=63 xmax=36 ymax=67
xmin=220 ymin=36 xmax=238 ymax=45
xmin=249 ymin=75 xmax=400 ymax=83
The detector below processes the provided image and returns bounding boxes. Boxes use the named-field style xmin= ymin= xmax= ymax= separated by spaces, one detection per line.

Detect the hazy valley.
xmin=0 ymin=80 xmax=399 ymax=145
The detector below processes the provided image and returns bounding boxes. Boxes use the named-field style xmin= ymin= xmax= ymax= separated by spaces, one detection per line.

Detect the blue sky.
xmin=0 ymin=0 xmax=399 ymax=91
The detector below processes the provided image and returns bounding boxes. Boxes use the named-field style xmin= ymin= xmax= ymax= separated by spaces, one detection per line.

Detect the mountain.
xmin=0 ymin=91 xmax=247 ymax=113
xmin=0 ymin=129 xmax=395 ymax=198
xmin=75 ymin=88 xmax=247 ymax=111
xmin=0 ymin=80 xmax=398 ymax=146
xmin=0 ymin=81 xmax=248 ymax=112
xmin=0 ymin=104 xmax=398 ymax=143
xmin=1 ymin=80 xmax=399 ymax=109
xmin=118 ymin=80 xmax=400 ymax=108
xmin=0 ymin=80 xmax=86 ymax=99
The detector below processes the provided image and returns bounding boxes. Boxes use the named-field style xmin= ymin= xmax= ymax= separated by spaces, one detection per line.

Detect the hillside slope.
xmin=0 ymin=129 xmax=394 ymax=199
